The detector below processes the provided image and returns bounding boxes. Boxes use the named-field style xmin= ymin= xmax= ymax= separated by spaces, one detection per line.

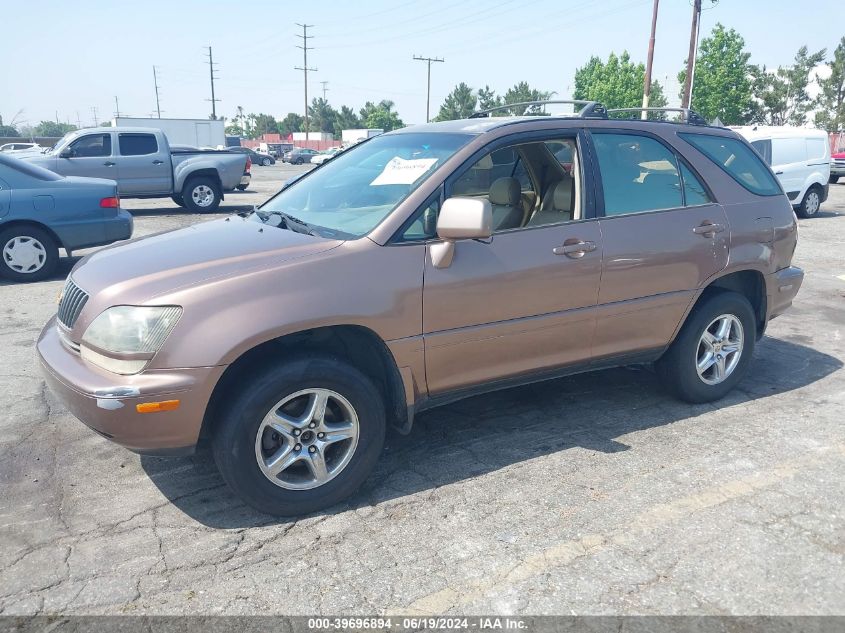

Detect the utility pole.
xmin=681 ymin=0 xmax=702 ymax=110
xmin=206 ymin=46 xmax=221 ymax=119
xmin=114 ymin=96 xmax=121 ymax=118
xmin=55 ymin=111 xmax=60 ymax=125
xmin=295 ymin=23 xmax=317 ymax=142
xmin=641 ymin=0 xmax=659 ymax=119
xmin=152 ymin=65 xmax=162 ymax=119
xmin=413 ymin=54 xmax=445 ymax=123
xmin=90 ymin=106 xmax=99 ymax=126
xmin=321 ymin=81 xmax=329 ymax=101
xmin=76 ymin=112 xmax=82 ymax=129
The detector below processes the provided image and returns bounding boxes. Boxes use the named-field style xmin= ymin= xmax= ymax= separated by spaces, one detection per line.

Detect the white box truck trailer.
xmin=112 ymin=118 xmax=226 ymax=148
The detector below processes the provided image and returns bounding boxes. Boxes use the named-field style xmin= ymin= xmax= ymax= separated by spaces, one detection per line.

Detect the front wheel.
xmin=0 ymin=225 xmax=59 ymax=282
xmin=181 ymin=176 xmax=221 ymax=213
xmin=170 ymin=194 xmax=186 ymax=207
xmin=212 ymin=356 xmax=386 ymax=516
xmin=796 ymin=185 xmax=822 ymax=218
xmin=656 ymin=291 xmax=756 ymax=403
xmin=294 ymin=157 xmax=303 ymax=165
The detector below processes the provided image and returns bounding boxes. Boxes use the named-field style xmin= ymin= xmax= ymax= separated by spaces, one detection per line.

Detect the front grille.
xmin=57 ymin=278 xmax=89 ymax=329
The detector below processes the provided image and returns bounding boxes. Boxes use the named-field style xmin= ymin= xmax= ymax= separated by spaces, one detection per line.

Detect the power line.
xmin=295 ymin=23 xmax=317 ymax=141
xmin=206 ymin=46 xmax=221 ymax=120
xmin=90 ymin=106 xmax=99 ymax=126
xmin=641 ymin=0 xmax=660 ymax=118
xmin=152 ymin=65 xmax=162 ymax=119
xmin=413 ymin=55 xmax=444 ymax=123
xmin=114 ymin=96 xmax=121 ymax=118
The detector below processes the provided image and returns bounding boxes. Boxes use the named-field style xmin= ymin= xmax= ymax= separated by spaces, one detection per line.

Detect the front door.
xmin=589 ymin=131 xmax=729 ymax=359
xmin=56 ymin=132 xmax=117 ymax=181
xmin=420 ymin=131 xmax=602 ymax=395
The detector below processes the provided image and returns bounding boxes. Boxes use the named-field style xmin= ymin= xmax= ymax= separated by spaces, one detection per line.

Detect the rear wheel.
xmin=0 ymin=225 xmax=59 ymax=282
xmin=212 ymin=355 xmax=386 ymax=516
xmin=796 ymin=185 xmax=822 ymax=218
xmin=261 ymin=157 xmax=271 ymax=166
xmin=181 ymin=176 xmax=221 ymax=213
xmin=656 ymin=291 xmax=756 ymax=403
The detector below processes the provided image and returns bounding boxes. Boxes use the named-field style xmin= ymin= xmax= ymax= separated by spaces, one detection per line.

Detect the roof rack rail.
xmin=469 ymin=100 xmax=608 ymax=120
xmin=606 ymin=107 xmax=708 ymax=126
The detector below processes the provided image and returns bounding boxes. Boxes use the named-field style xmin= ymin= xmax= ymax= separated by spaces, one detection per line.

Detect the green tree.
xmin=33 ymin=121 xmax=77 ymax=136
xmin=250 ymin=113 xmax=279 ymax=138
xmin=477 ymin=85 xmax=502 ymax=112
xmin=752 ymin=46 xmax=826 ymax=126
xmin=0 ymin=123 xmax=20 ymax=136
xmin=332 ymin=106 xmax=361 ymax=135
xmin=360 ymin=100 xmax=404 ymax=131
xmin=279 ymin=113 xmax=304 ymax=136
xmin=574 ymin=51 xmax=667 ymax=111
xmin=434 ymin=82 xmax=477 ymax=121
xmin=502 ymin=81 xmax=553 ymax=115
xmin=815 ymin=37 xmax=845 ymax=132
xmin=677 ymin=24 xmax=756 ymax=125
xmin=308 ymin=98 xmax=338 ymax=134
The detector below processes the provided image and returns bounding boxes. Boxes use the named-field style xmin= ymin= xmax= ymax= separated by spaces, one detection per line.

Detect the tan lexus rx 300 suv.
xmin=38 ymin=103 xmax=803 ymax=516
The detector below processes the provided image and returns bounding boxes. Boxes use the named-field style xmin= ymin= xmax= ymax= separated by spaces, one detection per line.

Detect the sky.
xmin=2 ymin=0 xmax=843 ymax=129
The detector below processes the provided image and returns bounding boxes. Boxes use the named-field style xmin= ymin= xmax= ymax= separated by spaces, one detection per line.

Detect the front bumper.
xmin=766 ymin=266 xmax=804 ymax=323
xmin=37 ymin=316 xmax=225 ymax=455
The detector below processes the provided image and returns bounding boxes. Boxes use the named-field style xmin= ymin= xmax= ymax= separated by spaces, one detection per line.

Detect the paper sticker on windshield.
xmin=370 ymin=157 xmax=438 ymax=186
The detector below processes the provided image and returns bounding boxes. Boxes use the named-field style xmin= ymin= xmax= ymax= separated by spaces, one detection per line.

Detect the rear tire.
xmin=0 ymin=225 xmax=59 ymax=282
xmin=261 ymin=158 xmax=271 ymax=166
xmin=212 ymin=355 xmax=386 ymax=516
xmin=796 ymin=185 xmax=822 ymax=218
xmin=182 ymin=176 xmax=221 ymax=214
xmin=656 ymin=291 xmax=756 ymax=404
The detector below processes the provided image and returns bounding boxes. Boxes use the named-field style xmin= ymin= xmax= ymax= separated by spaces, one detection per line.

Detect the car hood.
xmin=71 ymin=216 xmax=342 ymax=302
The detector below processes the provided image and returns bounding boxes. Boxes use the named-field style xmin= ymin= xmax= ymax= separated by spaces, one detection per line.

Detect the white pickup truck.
xmin=26 ymin=127 xmax=250 ymax=213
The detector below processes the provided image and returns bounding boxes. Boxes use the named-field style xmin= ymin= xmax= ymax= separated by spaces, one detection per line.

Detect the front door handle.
xmin=775 ymin=171 xmax=784 ymax=175
xmin=553 ymin=240 xmax=597 ymax=258
xmin=693 ymin=222 xmax=725 ymax=237
xmin=103 ymin=161 xmax=116 ymax=167
xmin=152 ymin=159 xmax=164 ymax=165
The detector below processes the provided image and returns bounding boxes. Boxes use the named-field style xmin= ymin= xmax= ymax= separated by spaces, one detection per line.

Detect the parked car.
xmin=310 ymin=147 xmax=343 ymax=165
xmin=38 ymin=103 xmax=803 ymax=516
xmin=227 ymin=146 xmax=275 ymax=166
xmin=25 ymin=128 xmax=249 ymax=213
xmin=1 ymin=142 xmax=46 ymax=158
xmin=283 ymin=148 xmax=320 ymax=164
xmin=830 ymin=150 xmax=845 ymax=184
xmin=734 ymin=125 xmax=831 ymax=217
xmin=0 ymin=154 xmax=132 ymax=281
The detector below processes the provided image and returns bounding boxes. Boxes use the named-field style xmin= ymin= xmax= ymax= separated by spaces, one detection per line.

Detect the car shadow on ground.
xmin=141 ymin=335 xmax=841 ymax=529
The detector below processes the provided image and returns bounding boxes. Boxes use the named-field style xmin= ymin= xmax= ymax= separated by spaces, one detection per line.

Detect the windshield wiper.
xmin=251 ymin=207 xmax=317 ymax=236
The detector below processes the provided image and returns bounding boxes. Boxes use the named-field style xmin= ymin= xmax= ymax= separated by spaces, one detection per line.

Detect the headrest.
xmin=489 ymin=177 xmax=521 ymax=206
xmin=553 ymin=178 xmax=573 ymax=211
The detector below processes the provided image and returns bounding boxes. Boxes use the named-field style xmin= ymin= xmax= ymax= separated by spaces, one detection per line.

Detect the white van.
xmin=733 ymin=126 xmax=831 ymax=218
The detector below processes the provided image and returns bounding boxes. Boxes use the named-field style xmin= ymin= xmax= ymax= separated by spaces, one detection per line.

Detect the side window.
xmin=592 ymin=133 xmax=683 ymax=216
xmin=119 ymin=133 xmax=158 ymax=156
xmin=772 ymin=138 xmax=807 ymax=165
xmin=452 ymin=147 xmax=518 ymax=196
xmin=750 ymin=139 xmax=772 ymax=165
xmin=680 ymin=163 xmax=711 ymax=206
xmin=680 ymin=133 xmax=782 ymax=196
xmin=70 ymin=134 xmax=112 ymax=158
xmin=806 ymin=138 xmax=827 ymax=162
xmin=399 ymin=198 xmax=440 ymax=241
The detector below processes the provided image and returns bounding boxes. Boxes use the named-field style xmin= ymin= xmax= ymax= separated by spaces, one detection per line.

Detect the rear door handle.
xmin=152 ymin=159 xmax=164 ymax=165
xmin=103 ymin=161 xmax=116 ymax=167
xmin=553 ymin=240 xmax=597 ymax=258
xmin=693 ymin=222 xmax=725 ymax=237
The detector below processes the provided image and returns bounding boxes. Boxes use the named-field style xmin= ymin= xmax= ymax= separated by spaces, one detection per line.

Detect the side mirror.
xmin=431 ymin=197 xmax=493 ymax=269
xmin=59 ymin=148 xmax=75 ymax=158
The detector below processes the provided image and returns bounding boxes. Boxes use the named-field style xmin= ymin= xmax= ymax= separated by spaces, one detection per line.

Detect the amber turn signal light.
xmin=136 ymin=400 xmax=180 ymax=414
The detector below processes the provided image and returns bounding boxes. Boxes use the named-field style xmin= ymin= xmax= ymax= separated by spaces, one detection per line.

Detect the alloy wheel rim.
xmin=254 ymin=388 xmax=360 ymax=490
xmin=192 ymin=185 xmax=215 ymax=207
xmin=806 ymin=191 xmax=820 ymax=215
xmin=3 ymin=236 xmax=47 ymax=273
xmin=696 ymin=314 xmax=744 ymax=385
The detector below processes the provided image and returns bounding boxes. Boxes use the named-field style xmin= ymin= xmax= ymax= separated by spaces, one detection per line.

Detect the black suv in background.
xmin=228 ymin=146 xmax=275 ymax=166
xmin=283 ymin=148 xmax=320 ymax=164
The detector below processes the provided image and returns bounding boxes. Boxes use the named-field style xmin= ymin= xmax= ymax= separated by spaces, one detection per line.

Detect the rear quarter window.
xmin=680 ymin=133 xmax=782 ymax=197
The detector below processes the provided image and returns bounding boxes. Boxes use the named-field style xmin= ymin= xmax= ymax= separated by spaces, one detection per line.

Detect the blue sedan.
xmin=0 ymin=154 xmax=133 ymax=282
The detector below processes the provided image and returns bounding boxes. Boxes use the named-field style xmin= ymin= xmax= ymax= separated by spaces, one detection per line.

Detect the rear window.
xmin=680 ymin=133 xmax=782 ymax=197
xmin=119 ymin=133 xmax=158 ymax=156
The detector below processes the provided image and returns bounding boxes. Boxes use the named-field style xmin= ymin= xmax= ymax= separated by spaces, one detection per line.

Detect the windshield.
xmin=260 ymin=132 xmax=472 ymax=238
xmin=49 ymin=131 xmax=79 ymax=154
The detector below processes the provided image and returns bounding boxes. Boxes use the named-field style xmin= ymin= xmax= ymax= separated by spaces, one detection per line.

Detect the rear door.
xmin=771 ymin=137 xmax=808 ymax=202
xmin=588 ymin=130 xmax=729 ymax=359
xmin=56 ymin=132 xmax=116 ymax=181
xmin=117 ymin=132 xmax=170 ymax=194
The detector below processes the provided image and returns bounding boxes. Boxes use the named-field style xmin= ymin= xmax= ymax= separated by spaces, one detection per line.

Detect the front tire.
xmin=0 ymin=225 xmax=59 ymax=282
xmin=182 ymin=176 xmax=222 ymax=213
xmin=796 ymin=185 xmax=822 ymax=218
xmin=170 ymin=194 xmax=186 ymax=208
xmin=656 ymin=291 xmax=756 ymax=404
xmin=212 ymin=356 xmax=386 ymax=516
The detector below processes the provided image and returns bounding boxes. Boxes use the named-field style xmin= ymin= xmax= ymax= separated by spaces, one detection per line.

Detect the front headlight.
xmin=81 ymin=306 xmax=182 ymax=374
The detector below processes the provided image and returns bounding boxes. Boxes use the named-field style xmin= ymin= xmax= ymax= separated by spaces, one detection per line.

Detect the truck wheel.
xmin=212 ymin=355 xmax=386 ymax=516
xmin=0 ymin=225 xmax=59 ymax=282
xmin=182 ymin=177 xmax=221 ymax=214
xmin=796 ymin=185 xmax=822 ymax=218
xmin=656 ymin=291 xmax=756 ymax=404
xmin=170 ymin=195 xmax=186 ymax=208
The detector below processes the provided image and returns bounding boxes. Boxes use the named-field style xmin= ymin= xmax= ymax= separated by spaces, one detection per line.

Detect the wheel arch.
xmin=178 ymin=168 xmax=223 ymax=194
xmin=0 ymin=219 xmax=65 ymax=251
xmin=199 ymin=324 xmax=408 ymax=441
xmin=685 ymin=270 xmax=767 ymax=341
